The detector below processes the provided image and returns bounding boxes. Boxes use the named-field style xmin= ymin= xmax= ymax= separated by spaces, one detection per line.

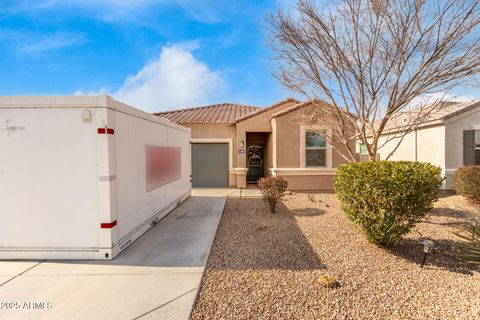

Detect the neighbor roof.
xmin=155 ymin=103 xmax=259 ymax=124
xmin=382 ymin=100 xmax=480 ymax=133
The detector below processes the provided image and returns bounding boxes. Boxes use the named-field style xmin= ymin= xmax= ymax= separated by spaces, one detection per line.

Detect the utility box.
xmin=0 ymin=96 xmax=191 ymax=260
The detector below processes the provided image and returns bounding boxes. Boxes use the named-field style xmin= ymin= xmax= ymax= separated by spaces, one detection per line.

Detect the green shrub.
xmin=258 ymin=176 xmax=288 ymax=213
xmin=334 ymin=161 xmax=443 ymax=246
xmin=452 ymin=166 xmax=480 ymax=207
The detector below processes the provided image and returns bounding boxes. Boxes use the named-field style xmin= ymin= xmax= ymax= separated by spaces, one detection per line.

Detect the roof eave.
xmin=442 ymin=100 xmax=480 ymax=122
xmin=234 ymin=98 xmax=299 ymax=123
xmin=374 ymin=119 xmax=445 ymax=137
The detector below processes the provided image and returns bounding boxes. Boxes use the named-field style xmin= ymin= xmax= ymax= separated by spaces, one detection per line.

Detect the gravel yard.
xmin=190 ymin=192 xmax=480 ymax=320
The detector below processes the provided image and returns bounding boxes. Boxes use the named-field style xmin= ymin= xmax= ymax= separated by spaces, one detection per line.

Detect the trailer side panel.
xmin=0 ymin=107 xmax=99 ymax=249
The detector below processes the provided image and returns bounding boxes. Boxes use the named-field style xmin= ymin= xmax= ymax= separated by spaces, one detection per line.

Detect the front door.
xmin=247 ymin=145 xmax=264 ymax=182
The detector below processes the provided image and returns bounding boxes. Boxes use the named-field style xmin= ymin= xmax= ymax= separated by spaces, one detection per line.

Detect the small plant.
xmin=454 ymin=217 xmax=480 ymax=265
xmin=452 ymin=166 xmax=480 ymax=207
xmin=258 ymin=176 xmax=288 ymax=213
xmin=451 ymin=167 xmax=480 ymax=264
xmin=334 ymin=161 xmax=443 ymax=246
xmin=317 ymin=274 xmax=337 ymax=288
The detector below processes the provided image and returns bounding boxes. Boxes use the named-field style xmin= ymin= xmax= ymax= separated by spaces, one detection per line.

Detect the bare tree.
xmin=268 ymin=0 xmax=480 ymax=161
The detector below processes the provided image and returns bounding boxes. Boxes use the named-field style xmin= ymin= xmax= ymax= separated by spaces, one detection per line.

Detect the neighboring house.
xmin=374 ymin=100 xmax=480 ymax=188
xmin=156 ymin=99 xmax=354 ymax=190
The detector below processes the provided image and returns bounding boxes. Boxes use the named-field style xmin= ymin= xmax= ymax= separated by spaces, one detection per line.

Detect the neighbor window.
xmin=359 ymin=143 xmax=368 ymax=155
xmin=476 ymin=131 xmax=480 ymax=165
xmin=305 ymin=131 xmax=326 ymax=167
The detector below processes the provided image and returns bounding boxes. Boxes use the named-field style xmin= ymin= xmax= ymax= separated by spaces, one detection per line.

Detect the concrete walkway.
xmin=0 ymin=192 xmax=226 ymax=320
xmin=192 ymin=186 xmax=261 ymax=198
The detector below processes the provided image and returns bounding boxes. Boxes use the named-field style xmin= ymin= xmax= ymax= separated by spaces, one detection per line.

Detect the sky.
xmin=0 ymin=0 xmax=293 ymax=112
xmin=0 ymin=1 xmax=477 ymax=113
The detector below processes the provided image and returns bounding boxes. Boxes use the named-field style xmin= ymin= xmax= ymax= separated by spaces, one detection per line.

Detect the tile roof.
xmin=154 ymin=103 xmax=260 ymax=124
xmin=234 ymin=98 xmax=299 ymax=123
xmin=272 ymin=100 xmax=328 ymax=118
xmin=272 ymin=99 xmax=357 ymax=120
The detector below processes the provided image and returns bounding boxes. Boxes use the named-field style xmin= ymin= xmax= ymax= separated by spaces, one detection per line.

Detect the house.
xmin=156 ymin=99 xmax=355 ymax=190
xmin=374 ymin=100 xmax=480 ymax=188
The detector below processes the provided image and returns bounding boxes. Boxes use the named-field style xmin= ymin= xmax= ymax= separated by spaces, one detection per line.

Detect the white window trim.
xmin=190 ymin=138 xmax=234 ymax=173
xmin=300 ymin=125 xmax=332 ymax=168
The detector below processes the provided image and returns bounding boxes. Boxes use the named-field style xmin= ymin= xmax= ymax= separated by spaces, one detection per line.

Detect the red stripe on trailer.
xmin=100 ymin=220 xmax=117 ymax=228
xmin=97 ymin=128 xmax=115 ymax=135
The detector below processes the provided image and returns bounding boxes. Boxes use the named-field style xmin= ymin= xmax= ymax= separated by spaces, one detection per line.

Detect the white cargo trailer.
xmin=0 ymin=96 xmax=191 ymax=260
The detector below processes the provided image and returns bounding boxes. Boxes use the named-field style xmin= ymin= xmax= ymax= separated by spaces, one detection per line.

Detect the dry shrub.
xmin=258 ymin=176 xmax=288 ymax=213
xmin=453 ymin=166 xmax=480 ymax=207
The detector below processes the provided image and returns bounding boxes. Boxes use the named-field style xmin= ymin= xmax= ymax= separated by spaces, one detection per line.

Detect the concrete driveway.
xmin=0 ymin=191 xmax=226 ymax=320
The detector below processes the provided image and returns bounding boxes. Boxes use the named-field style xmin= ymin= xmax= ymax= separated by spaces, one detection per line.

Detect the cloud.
xmin=74 ymin=87 xmax=109 ymax=96
xmin=0 ymin=0 xmax=158 ymax=12
xmin=0 ymin=29 xmax=87 ymax=55
xmin=20 ymin=32 xmax=86 ymax=54
xmin=0 ymin=0 xmax=235 ymax=24
xmin=97 ymin=44 xmax=227 ymax=112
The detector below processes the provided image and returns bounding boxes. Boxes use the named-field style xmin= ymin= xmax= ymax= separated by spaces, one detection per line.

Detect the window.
xmin=359 ymin=143 xmax=368 ymax=155
xmin=305 ymin=131 xmax=326 ymax=167
xmin=476 ymin=131 xmax=480 ymax=165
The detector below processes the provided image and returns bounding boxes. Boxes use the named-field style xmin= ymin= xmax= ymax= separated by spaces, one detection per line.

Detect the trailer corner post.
xmin=96 ymin=106 xmax=118 ymax=259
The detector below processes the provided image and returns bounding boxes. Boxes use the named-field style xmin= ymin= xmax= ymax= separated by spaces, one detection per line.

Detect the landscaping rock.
xmin=190 ymin=193 xmax=480 ymax=320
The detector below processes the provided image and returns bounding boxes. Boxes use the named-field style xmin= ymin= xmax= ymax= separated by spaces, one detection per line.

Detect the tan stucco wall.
xmin=235 ymin=101 xmax=297 ymax=155
xmin=234 ymin=101 xmax=298 ymax=188
xmin=265 ymin=132 xmax=273 ymax=168
xmin=275 ymin=115 xmax=300 ymax=167
xmin=274 ymin=107 xmax=354 ymax=168
xmin=269 ymin=105 xmax=355 ymax=191
xmin=279 ymin=175 xmax=335 ymax=191
xmin=187 ymin=123 xmax=237 ymax=186
xmin=189 ymin=123 xmax=235 ymax=140
xmin=181 ymin=101 xmax=357 ymax=191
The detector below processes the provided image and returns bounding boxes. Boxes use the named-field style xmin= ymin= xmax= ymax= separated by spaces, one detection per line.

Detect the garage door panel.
xmin=192 ymin=143 xmax=229 ymax=187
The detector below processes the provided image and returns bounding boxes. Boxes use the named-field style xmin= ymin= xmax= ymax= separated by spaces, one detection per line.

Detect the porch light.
xmin=240 ymin=140 xmax=245 ymax=148
xmin=419 ymin=239 xmax=435 ymax=268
